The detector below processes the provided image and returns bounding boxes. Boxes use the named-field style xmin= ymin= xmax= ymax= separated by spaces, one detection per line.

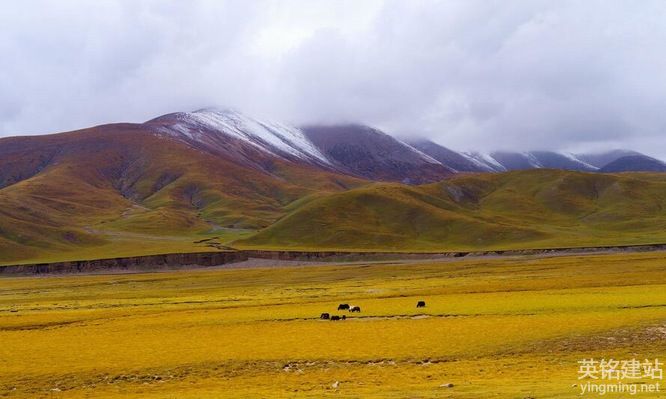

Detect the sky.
xmin=1 ymin=0 xmax=666 ymax=157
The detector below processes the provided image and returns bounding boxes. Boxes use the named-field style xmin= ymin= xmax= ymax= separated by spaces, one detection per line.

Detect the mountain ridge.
xmin=599 ymin=155 xmax=666 ymax=173
xmin=1 ymin=108 xmax=665 ymax=265
xmin=238 ymin=169 xmax=666 ymax=251
xmin=406 ymin=138 xmax=660 ymax=174
xmin=3 ymin=108 xmax=661 ymax=177
xmin=301 ymin=124 xmax=453 ymax=184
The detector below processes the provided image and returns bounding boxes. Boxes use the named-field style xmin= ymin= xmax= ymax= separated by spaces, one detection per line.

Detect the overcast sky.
xmin=2 ymin=0 xmax=666 ymax=156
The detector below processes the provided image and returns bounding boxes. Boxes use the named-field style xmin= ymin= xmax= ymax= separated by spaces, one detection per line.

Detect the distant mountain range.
xmin=1 ymin=107 xmax=666 ymax=264
xmin=146 ymin=110 xmax=454 ymax=183
xmin=144 ymin=108 xmax=666 ymax=182
xmin=407 ymin=139 xmax=665 ymax=174
xmin=301 ymin=124 xmax=453 ymax=183
xmin=598 ymin=155 xmax=666 ymax=173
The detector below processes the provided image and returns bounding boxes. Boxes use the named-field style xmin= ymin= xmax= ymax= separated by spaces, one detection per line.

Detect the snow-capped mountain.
xmin=575 ymin=150 xmax=641 ymax=168
xmin=146 ymin=108 xmax=663 ymax=179
xmin=407 ymin=139 xmax=498 ymax=173
xmin=146 ymin=108 xmax=331 ymax=168
xmin=546 ymin=152 xmax=598 ymax=171
xmin=489 ymin=151 xmax=545 ymax=170
xmin=408 ymin=140 xmax=596 ymax=173
xmin=488 ymin=151 xmax=598 ymax=172
xmin=409 ymin=139 xmax=665 ymax=173
xmin=461 ymin=152 xmax=507 ymax=172
xmin=146 ymin=109 xmax=452 ymax=183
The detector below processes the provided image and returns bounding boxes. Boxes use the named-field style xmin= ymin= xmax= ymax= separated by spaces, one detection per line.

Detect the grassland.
xmin=0 ymin=125 xmax=362 ymax=265
xmin=239 ymin=170 xmax=666 ymax=251
xmin=3 ymin=126 xmax=666 ymax=265
xmin=2 ymin=251 xmax=666 ymax=397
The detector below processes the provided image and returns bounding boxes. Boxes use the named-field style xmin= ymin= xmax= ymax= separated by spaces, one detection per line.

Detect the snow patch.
xmin=158 ymin=108 xmax=331 ymax=165
xmin=403 ymin=143 xmax=444 ymax=165
xmin=462 ymin=152 xmax=506 ymax=172
xmin=561 ymin=152 xmax=599 ymax=170
xmin=523 ymin=152 xmax=544 ymax=168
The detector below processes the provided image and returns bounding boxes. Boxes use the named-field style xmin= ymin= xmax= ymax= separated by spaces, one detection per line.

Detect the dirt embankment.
xmin=0 ymin=251 xmax=248 ymax=275
xmin=3 ymin=242 xmax=666 ymax=275
xmin=243 ymin=243 xmax=666 ymax=262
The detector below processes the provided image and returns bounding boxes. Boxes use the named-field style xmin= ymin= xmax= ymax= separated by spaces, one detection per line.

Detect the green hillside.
xmin=237 ymin=170 xmax=666 ymax=251
xmin=0 ymin=125 xmax=364 ymax=264
xmin=3 ymin=123 xmax=666 ymax=266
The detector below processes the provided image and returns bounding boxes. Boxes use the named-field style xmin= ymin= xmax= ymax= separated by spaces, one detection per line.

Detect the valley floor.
xmin=2 ymin=252 xmax=666 ymax=398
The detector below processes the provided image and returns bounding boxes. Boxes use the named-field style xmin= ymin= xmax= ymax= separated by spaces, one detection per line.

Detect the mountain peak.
xmin=147 ymin=108 xmax=331 ymax=167
xmin=191 ymin=106 xmax=237 ymax=114
xmin=301 ymin=124 xmax=453 ymax=183
xmin=599 ymin=155 xmax=666 ymax=173
xmin=405 ymin=139 xmax=498 ymax=173
xmin=145 ymin=109 xmax=664 ymax=176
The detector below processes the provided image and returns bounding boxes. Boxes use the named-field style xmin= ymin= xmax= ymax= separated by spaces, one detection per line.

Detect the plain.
xmin=2 ymin=251 xmax=666 ymax=398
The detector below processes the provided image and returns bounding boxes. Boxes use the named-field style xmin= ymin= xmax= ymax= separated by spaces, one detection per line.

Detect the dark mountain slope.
xmin=528 ymin=151 xmax=597 ymax=171
xmin=0 ymin=122 xmax=364 ymax=264
xmin=406 ymin=139 xmax=491 ymax=172
xmin=3 ymin=109 xmax=666 ymax=264
xmin=599 ymin=155 xmax=666 ymax=172
xmin=577 ymin=150 xmax=641 ymax=168
xmin=302 ymin=124 xmax=453 ymax=183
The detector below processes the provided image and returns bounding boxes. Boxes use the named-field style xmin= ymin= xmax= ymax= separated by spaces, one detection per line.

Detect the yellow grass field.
xmin=2 ymin=252 xmax=666 ymax=398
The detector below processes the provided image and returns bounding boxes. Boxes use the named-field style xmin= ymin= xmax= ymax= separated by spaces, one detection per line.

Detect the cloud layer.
xmin=2 ymin=0 xmax=665 ymax=156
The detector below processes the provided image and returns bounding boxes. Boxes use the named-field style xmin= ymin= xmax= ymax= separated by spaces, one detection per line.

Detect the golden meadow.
xmin=2 ymin=251 xmax=666 ymax=398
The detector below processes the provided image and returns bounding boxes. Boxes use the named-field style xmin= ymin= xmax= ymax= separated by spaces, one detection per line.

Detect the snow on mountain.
xmin=525 ymin=152 xmax=544 ymax=168
xmin=559 ymin=152 xmax=599 ymax=171
xmin=147 ymin=108 xmax=657 ymax=177
xmin=459 ymin=152 xmax=507 ymax=172
xmin=406 ymin=139 xmax=497 ymax=172
xmin=149 ymin=108 xmax=331 ymax=166
xmin=402 ymin=143 xmax=443 ymax=165
xmin=429 ymin=148 xmax=599 ymax=173
xmin=301 ymin=124 xmax=453 ymax=183
xmin=488 ymin=151 xmax=541 ymax=170
xmin=575 ymin=150 xmax=642 ymax=169
xmin=471 ymin=151 xmax=603 ymax=172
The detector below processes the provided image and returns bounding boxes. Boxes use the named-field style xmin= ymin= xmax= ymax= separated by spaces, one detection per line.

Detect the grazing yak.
xmin=337 ymin=304 xmax=350 ymax=310
xmin=320 ymin=313 xmax=330 ymax=319
xmin=417 ymin=301 xmax=426 ymax=308
xmin=349 ymin=306 xmax=361 ymax=313
xmin=330 ymin=315 xmax=347 ymax=321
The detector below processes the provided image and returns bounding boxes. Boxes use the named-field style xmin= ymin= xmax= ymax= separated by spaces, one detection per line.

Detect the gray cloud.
xmin=1 ymin=0 xmax=666 ymax=157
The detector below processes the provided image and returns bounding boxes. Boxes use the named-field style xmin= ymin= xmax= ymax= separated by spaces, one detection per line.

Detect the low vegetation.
xmin=239 ymin=170 xmax=666 ymax=251
xmin=2 ymin=251 xmax=666 ymax=397
xmin=0 ymin=126 xmax=361 ymax=265
xmin=3 ymin=130 xmax=666 ymax=266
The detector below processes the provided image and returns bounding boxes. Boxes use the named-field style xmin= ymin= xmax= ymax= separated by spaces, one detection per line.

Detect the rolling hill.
xmin=0 ymin=121 xmax=364 ymax=264
xmin=2 ymin=108 xmax=666 ymax=265
xmin=237 ymin=169 xmax=666 ymax=251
